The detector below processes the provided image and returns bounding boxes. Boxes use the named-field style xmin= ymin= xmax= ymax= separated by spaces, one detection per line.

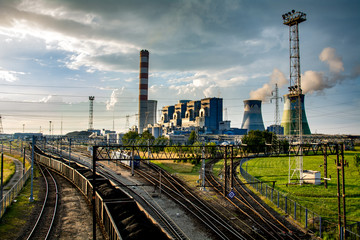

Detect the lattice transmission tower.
xmin=89 ymin=96 xmax=95 ymax=130
xmin=282 ymin=10 xmax=306 ymax=185
xmin=270 ymin=83 xmax=282 ymax=129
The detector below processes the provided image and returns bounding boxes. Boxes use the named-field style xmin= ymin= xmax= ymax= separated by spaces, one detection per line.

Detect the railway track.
xmin=130 ymin=162 xmax=249 ymax=240
xmin=96 ymin=167 xmax=187 ymax=240
xmin=26 ymin=164 xmax=58 ymax=240
xmin=43 ymin=144 xmax=309 ymax=239
xmin=205 ymin=158 xmax=309 ymax=240
xmin=40 ymin=145 xmax=185 ymax=239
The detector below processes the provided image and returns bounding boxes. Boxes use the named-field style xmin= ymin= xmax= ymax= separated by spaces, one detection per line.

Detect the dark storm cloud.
xmin=0 ymin=0 xmax=285 ymax=72
xmin=0 ymin=0 xmax=359 ymax=76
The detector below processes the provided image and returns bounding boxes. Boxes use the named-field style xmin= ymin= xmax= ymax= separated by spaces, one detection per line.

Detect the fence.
xmin=346 ymin=222 xmax=360 ymax=240
xmin=240 ymin=158 xmax=324 ymax=237
xmin=0 ymin=156 xmax=31 ymax=218
xmin=240 ymin=158 xmax=360 ymax=239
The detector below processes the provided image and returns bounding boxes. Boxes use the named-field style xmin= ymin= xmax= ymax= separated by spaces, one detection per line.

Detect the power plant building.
xmin=158 ymin=97 xmax=225 ymax=134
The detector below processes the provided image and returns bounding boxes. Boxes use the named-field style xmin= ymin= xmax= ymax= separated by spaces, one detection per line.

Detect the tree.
xmin=140 ymin=130 xmax=155 ymax=141
xmin=242 ymin=130 xmax=276 ymax=153
xmin=188 ymin=130 xmax=196 ymax=144
xmin=122 ymin=131 xmax=139 ymax=145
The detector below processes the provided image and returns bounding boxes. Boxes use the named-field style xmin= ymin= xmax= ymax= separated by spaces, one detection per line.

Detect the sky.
xmin=0 ymin=0 xmax=359 ymax=135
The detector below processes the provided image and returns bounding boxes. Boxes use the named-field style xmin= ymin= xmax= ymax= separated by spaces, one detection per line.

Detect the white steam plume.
xmin=319 ymin=47 xmax=344 ymax=73
xmin=106 ymin=87 xmax=124 ymax=110
xmin=249 ymin=68 xmax=287 ymax=101
xmin=302 ymin=47 xmax=360 ymax=94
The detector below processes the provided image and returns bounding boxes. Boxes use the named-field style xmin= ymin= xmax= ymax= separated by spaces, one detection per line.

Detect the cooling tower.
xmin=138 ymin=49 xmax=149 ymax=134
xmin=281 ymin=94 xmax=311 ymax=135
xmin=241 ymin=100 xmax=265 ymax=132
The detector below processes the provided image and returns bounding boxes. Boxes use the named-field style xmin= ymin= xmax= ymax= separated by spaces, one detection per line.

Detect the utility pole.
xmin=324 ymin=143 xmax=328 ymax=189
xmin=29 ymin=136 xmax=35 ymax=202
xmin=68 ymin=138 xmax=71 ymax=166
xmin=201 ymin=145 xmax=206 ymax=190
xmin=23 ymin=148 xmax=26 ymax=176
xmin=223 ymin=146 xmax=228 ymax=196
xmin=49 ymin=121 xmax=52 ymax=136
xmin=1 ymin=153 xmax=3 ymax=200
xmin=341 ymin=144 xmax=346 ymax=237
xmin=336 ymin=143 xmax=347 ymax=239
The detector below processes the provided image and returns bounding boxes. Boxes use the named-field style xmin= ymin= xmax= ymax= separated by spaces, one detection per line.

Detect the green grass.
xmin=241 ymin=147 xmax=360 ymax=224
xmin=1 ymin=156 xmax=16 ymax=187
xmin=152 ymin=160 xmax=204 ymax=187
xmin=1 ymin=153 xmax=31 ymax=187
xmin=0 ymin=167 xmax=41 ymax=240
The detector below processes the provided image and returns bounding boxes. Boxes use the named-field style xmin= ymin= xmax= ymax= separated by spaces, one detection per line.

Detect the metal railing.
xmin=0 ymin=159 xmax=31 ymax=218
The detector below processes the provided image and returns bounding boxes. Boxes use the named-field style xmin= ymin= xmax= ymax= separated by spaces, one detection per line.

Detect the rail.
xmin=35 ymin=152 xmax=122 ymax=240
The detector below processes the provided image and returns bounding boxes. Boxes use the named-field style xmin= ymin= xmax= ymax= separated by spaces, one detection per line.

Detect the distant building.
xmin=13 ymin=133 xmax=43 ymax=140
xmin=267 ymin=124 xmax=284 ymax=135
xmin=158 ymin=97 xmax=225 ymax=135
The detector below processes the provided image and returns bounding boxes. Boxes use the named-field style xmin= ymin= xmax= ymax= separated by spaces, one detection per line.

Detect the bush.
xmin=354 ymin=154 xmax=360 ymax=169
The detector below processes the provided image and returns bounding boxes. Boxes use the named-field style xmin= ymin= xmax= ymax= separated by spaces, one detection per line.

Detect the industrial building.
xmin=154 ymin=97 xmax=226 ymax=134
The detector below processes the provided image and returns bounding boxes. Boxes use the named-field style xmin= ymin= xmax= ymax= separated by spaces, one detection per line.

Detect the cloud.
xmin=38 ymin=95 xmax=64 ymax=103
xmin=319 ymin=47 xmax=344 ymax=73
xmin=106 ymin=87 xmax=124 ymax=110
xmin=302 ymin=47 xmax=360 ymax=94
xmin=249 ymin=68 xmax=287 ymax=101
xmin=0 ymin=67 xmax=25 ymax=82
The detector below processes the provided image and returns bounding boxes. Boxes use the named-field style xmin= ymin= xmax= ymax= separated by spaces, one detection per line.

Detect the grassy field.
xmin=1 ymin=152 xmax=31 ymax=187
xmin=1 ymin=155 xmax=16 ymax=186
xmin=151 ymin=160 xmax=203 ymax=188
xmin=240 ymin=147 xmax=360 ymax=224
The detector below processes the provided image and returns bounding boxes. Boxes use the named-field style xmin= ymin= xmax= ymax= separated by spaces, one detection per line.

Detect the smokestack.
xmin=138 ymin=50 xmax=149 ymax=134
xmin=281 ymin=94 xmax=311 ymax=135
xmin=241 ymin=100 xmax=265 ymax=132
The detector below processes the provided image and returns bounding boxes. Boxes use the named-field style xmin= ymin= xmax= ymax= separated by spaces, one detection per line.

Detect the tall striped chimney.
xmin=138 ymin=50 xmax=149 ymax=134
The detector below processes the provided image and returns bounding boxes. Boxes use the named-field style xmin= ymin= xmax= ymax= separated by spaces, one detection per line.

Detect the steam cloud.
xmin=249 ymin=68 xmax=287 ymax=101
xmin=250 ymin=47 xmax=359 ymax=98
xmin=302 ymin=47 xmax=359 ymax=94
xmin=106 ymin=87 xmax=124 ymax=110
